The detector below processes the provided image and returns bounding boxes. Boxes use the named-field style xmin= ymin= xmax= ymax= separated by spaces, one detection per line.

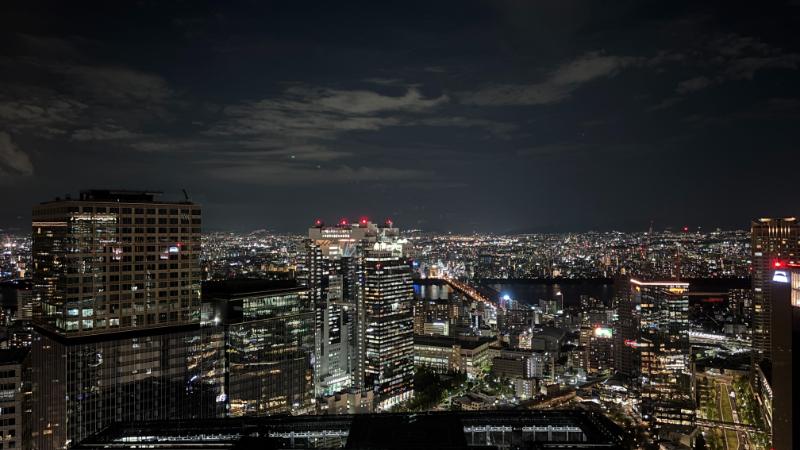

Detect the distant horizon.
xmin=1 ymin=220 xmax=756 ymax=235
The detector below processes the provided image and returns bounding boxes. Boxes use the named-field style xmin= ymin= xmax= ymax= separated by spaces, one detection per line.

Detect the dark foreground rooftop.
xmin=74 ymin=410 xmax=628 ymax=449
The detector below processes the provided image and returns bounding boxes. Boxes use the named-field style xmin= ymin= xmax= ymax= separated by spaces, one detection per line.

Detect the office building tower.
xmin=29 ymin=190 xmax=221 ymax=450
xmin=0 ymin=349 xmax=29 ymax=450
xmin=632 ymin=279 xmax=694 ymax=432
xmin=32 ymin=190 xmax=202 ymax=334
xmin=580 ymin=297 xmax=612 ymax=373
xmin=360 ymin=244 xmax=415 ymax=410
xmin=612 ymin=275 xmax=638 ymax=382
xmin=306 ymin=219 xmax=409 ymax=400
xmin=587 ymin=327 xmax=614 ymax=374
xmin=306 ymin=220 xmax=368 ymax=396
xmin=202 ymin=279 xmax=315 ymax=416
xmin=751 ymin=217 xmax=799 ymax=360
xmin=768 ymin=262 xmax=799 ymax=450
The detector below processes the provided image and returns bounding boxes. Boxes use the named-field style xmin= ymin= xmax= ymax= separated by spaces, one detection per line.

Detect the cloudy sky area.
xmin=1 ymin=1 xmax=798 ymax=232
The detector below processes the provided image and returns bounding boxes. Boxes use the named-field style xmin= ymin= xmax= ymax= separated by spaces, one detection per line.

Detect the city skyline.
xmin=0 ymin=190 xmax=794 ymax=449
xmin=1 ymin=2 xmax=799 ymax=449
xmin=2 ymin=1 xmax=799 ymax=232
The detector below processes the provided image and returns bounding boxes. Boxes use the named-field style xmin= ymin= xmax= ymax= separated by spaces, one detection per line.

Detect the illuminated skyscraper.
xmin=360 ymin=244 xmax=414 ymax=410
xmin=768 ymin=263 xmax=799 ymax=450
xmin=31 ymin=190 xmax=202 ymax=334
xmin=751 ymin=217 xmax=799 ymax=361
xmin=306 ymin=219 xmax=407 ymax=399
xmin=202 ymin=279 xmax=314 ymax=416
xmin=612 ymin=274 xmax=639 ymax=382
xmin=29 ymin=190 xmax=221 ymax=450
xmin=632 ymin=279 xmax=694 ymax=432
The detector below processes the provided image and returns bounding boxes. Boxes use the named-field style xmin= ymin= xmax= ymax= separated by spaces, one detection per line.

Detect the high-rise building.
xmin=306 ymin=220 xmax=370 ymax=396
xmin=29 ymin=190 xmax=220 ymax=450
xmin=631 ymin=279 xmax=694 ymax=432
xmin=751 ymin=217 xmax=799 ymax=361
xmin=612 ymin=275 xmax=639 ymax=383
xmin=306 ymin=218 xmax=411 ymax=404
xmin=360 ymin=243 xmax=415 ymax=410
xmin=32 ymin=190 xmax=202 ymax=335
xmin=768 ymin=262 xmax=799 ymax=450
xmin=587 ymin=326 xmax=614 ymax=374
xmin=202 ymin=279 xmax=315 ymax=416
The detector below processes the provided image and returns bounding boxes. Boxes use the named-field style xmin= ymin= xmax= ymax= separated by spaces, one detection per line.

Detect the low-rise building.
xmin=413 ymin=336 xmax=493 ymax=378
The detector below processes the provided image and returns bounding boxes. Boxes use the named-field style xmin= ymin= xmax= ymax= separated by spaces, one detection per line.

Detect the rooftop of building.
xmin=413 ymin=334 xmax=495 ymax=350
xmin=0 ymin=279 xmax=33 ymax=290
xmin=202 ymin=278 xmax=304 ymax=299
xmin=0 ymin=348 xmax=29 ymax=365
xmin=39 ymin=189 xmax=195 ymax=205
xmin=74 ymin=410 xmax=628 ymax=449
xmin=532 ymin=325 xmax=567 ymax=340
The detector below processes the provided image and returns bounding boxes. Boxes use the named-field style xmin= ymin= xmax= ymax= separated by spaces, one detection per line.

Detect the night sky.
xmin=1 ymin=1 xmax=798 ymax=233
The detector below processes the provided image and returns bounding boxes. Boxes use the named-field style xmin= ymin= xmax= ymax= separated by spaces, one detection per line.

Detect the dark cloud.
xmin=461 ymin=52 xmax=640 ymax=106
xmin=0 ymin=1 xmax=798 ymax=232
xmin=0 ymin=132 xmax=34 ymax=178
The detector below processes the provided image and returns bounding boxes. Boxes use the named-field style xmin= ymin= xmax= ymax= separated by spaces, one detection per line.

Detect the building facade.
xmin=202 ymin=280 xmax=315 ymax=417
xmin=30 ymin=325 xmax=223 ymax=449
xmin=361 ymin=245 xmax=414 ymax=410
xmin=31 ymin=190 xmax=202 ymax=335
xmin=632 ymin=279 xmax=694 ymax=432
xmin=751 ymin=217 xmax=799 ymax=361
xmin=768 ymin=263 xmax=799 ymax=450
xmin=29 ymin=190 xmax=217 ymax=450
xmin=0 ymin=349 xmax=28 ymax=450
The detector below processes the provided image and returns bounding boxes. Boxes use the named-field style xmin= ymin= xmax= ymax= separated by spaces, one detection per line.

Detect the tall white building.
xmin=306 ymin=218 xmax=413 ymax=406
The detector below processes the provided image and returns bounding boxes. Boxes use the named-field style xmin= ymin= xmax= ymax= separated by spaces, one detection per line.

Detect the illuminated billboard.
xmin=593 ymin=327 xmax=613 ymax=338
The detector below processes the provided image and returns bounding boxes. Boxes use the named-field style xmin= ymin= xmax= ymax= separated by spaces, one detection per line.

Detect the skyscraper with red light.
xmin=306 ymin=218 xmax=410 ymax=402
xmin=769 ymin=263 xmax=799 ymax=450
xmin=751 ymin=217 xmax=799 ymax=361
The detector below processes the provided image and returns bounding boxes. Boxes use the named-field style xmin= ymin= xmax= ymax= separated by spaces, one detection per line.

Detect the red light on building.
xmin=359 ymin=217 xmax=368 ymax=225
xmin=339 ymin=218 xmax=349 ymax=226
xmin=314 ymin=219 xmax=322 ymax=226
xmin=682 ymin=226 xmax=689 ymax=232
xmin=774 ymin=260 xmax=784 ymax=268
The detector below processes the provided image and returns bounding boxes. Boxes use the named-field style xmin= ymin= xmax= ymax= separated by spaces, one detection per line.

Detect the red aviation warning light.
xmin=385 ymin=218 xmax=393 ymax=227
xmin=359 ymin=217 xmax=368 ymax=226
xmin=339 ymin=218 xmax=349 ymax=226
xmin=773 ymin=260 xmax=784 ymax=268
xmin=314 ymin=219 xmax=323 ymax=227
xmin=682 ymin=226 xmax=689 ymax=232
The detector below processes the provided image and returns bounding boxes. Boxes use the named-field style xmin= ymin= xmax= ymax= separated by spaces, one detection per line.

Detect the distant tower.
xmin=751 ymin=217 xmax=799 ymax=361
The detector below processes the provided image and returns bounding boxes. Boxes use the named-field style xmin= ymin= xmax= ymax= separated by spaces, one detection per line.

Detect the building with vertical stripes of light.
xmin=360 ymin=242 xmax=414 ymax=410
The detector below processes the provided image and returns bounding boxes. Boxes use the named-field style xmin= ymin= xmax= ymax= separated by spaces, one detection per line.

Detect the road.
xmin=717 ymin=381 xmax=739 ymax=450
xmin=723 ymin=381 xmax=749 ymax=449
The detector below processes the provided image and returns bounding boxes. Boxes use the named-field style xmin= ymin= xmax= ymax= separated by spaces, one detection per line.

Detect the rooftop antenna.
xmin=182 ymin=189 xmax=190 ymax=201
